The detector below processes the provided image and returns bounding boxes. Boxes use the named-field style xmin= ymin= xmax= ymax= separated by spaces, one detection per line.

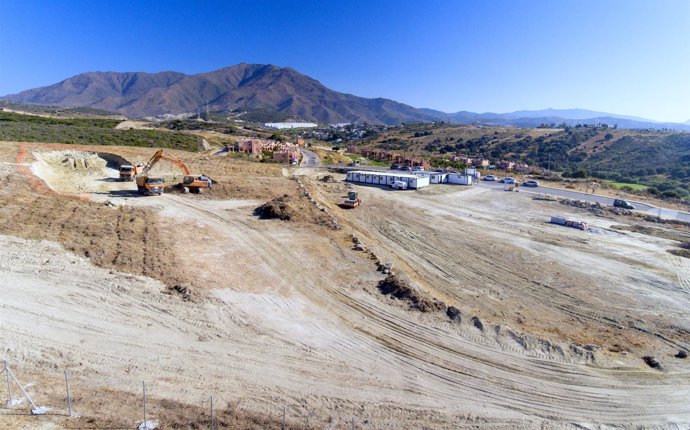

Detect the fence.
xmin=1 ymin=359 xmax=372 ymax=430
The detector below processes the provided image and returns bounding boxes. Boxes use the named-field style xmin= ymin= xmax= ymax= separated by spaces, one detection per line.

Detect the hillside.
xmin=357 ymin=122 xmax=690 ymax=199
xmin=5 ymin=64 xmax=690 ymax=130
xmin=2 ymin=64 xmax=441 ymax=124
xmin=0 ymin=111 xmax=201 ymax=151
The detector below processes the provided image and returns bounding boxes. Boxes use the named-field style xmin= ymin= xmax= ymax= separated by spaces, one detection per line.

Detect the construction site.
xmin=1 ymin=139 xmax=690 ymax=429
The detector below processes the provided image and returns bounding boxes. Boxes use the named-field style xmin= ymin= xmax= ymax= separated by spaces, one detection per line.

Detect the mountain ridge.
xmin=3 ymin=64 xmax=688 ymax=130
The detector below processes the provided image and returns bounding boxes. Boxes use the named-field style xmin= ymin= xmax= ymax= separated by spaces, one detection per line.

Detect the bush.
xmin=662 ymin=190 xmax=681 ymax=199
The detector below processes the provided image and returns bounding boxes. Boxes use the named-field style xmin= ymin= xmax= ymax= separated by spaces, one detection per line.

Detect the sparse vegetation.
xmin=0 ymin=111 xmax=201 ymax=151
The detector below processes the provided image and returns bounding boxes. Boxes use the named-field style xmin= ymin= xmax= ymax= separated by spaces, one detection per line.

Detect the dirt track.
xmin=1 ymin=142 xmax=689 ymax=429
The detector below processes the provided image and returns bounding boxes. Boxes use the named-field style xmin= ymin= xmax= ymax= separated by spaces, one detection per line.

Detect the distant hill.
xmin=1 ymin=64 xmax=441 ymax=124
xmin=3 ymin=64 xmax=690 ymax=130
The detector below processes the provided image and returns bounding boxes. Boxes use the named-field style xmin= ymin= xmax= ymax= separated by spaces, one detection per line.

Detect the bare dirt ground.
xmin=1 ymin=141 xmax=689 ymax=429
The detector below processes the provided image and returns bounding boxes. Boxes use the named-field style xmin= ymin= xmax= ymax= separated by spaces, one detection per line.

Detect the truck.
xmin=137 ymin=149 xmax=212 ymax=195
xmin=135 ymin=175 xmax=165 ymax=196
xmin=119 ymin=164 xmax=141 ymax=181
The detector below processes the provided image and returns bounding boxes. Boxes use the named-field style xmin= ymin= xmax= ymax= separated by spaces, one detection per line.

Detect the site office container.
xmin=346 ymin=171 xmax=429 ymax=189
xmin=429 ymin=172 xmax=448 ymax=184
xmin=448 ymin=173 xmax=473 ymax=185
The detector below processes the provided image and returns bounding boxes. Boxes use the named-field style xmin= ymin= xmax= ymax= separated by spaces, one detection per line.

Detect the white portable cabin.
xmin=428 ymin=172 xmax=448 ymax=184
xmin=447 ymin=173 xmax=473 ymax=185
xmin=465 ymin=168 xmax=481 ymax=179
xmin=346 ymin=170 xmax=430 ymax=189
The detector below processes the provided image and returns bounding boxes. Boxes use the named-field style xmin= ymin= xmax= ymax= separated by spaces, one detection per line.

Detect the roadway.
xmin=300 ymin=149 xmax=320 ymax=167
xmin=325 ymin=164 xmax=690 ymax=222
xmin=477 ymin=181 xmax=690 ymax=222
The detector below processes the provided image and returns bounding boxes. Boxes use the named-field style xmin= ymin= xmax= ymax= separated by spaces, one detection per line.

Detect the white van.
xmin=391 ymin=181 xmax=408 ymax=190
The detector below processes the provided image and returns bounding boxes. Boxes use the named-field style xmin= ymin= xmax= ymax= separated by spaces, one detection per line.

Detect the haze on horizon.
xmin=0 ymin=0 xmax=688 ymax=123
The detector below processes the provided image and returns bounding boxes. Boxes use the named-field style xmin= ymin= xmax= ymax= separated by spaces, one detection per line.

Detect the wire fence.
xmin=1 ymin=359 xmax=374 ymax=430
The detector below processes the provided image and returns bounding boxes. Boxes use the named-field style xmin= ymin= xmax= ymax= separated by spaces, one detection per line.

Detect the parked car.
xmin=390 ymin=164 xmax=401 ymax=170
xmin=483 ymin=175 xmax=497 ymax=181
xmin=434 ymin=169 xmax=445 ymax=173
xmin=401 ymin=166 xmax=412 ymax=171
xmin=501 ymin=177 xmax=516 ymax=184
xmin=412 ymin=166 xmax=424 ymax=172
xmin=613 ymin=199 xmax=635 ymax=209
xmin=523 ymin=180 xmax=539 ymax=187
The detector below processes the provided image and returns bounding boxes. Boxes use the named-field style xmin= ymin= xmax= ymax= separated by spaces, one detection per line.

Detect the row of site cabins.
xmin=226 ymin=138 xmax=305 ymax=163
xmin=345 ymin=146 xmax=530 ymax=172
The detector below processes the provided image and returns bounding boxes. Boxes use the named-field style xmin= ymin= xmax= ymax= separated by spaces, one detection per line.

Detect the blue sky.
xmin=1 ymin=0 xmax=689 ymax=122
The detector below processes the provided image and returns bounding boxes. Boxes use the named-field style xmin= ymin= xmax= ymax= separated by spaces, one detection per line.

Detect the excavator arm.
xmin=141 ymin=149 xmax=192 ymax=176
xmin=159 ymin=153 xmax=192 ymax=175
xmin=139 ymin=149 xmax=212 ymax=194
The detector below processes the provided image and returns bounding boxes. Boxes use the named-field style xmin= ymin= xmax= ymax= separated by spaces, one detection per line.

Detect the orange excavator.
xmin=136 ymin=149 xmax=213 ymax=195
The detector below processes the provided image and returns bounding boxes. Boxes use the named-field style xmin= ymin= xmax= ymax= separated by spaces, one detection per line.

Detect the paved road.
xmin=325 ymin=165 xmax=690 ymax=222
xmin=477 ymin=181 xmax=690 ymax=222
xmin=300 ymin=149 xmax=320 ymax=167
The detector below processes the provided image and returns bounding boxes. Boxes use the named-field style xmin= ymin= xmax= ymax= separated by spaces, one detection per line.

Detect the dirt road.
xmin=1 ymin=143 xmax=689 ymax=429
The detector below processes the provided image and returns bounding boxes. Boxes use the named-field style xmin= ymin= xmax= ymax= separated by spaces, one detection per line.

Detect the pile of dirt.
xmin=31 ymin=149 xmax=114 ymax=193
xmin=643 ymin=355 xmax=663 ymax=370
xmin=377 ymin=274 xmax=446 ymax=313
xmin=254 ymin=195 xmax=296 ymax=221
xmin=165 ymin=283 xmax=194 ymax=301
xmin=0 ymin=166 xmax=191 ymax=291
xmin=38 ymin=150 xmax=108 ymax=172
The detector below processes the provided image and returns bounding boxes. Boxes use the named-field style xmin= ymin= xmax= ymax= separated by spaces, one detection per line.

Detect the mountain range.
xmin=3 ymin=63 xmax=689 ymax=130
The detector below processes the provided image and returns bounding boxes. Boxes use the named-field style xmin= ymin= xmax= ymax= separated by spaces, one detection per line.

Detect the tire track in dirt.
xmin=157 ymin=195 xmax=690 ymax=426
xmin=667 ymin=254 xmax=690 ymax=293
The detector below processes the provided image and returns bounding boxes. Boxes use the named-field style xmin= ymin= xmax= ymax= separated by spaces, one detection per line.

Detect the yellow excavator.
xmin=136 ymin=149 xmax=212 ymax=195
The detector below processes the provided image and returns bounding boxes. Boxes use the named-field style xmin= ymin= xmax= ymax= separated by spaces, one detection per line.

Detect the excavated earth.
xmin=0 ymin=141 xmax=689 ymax=429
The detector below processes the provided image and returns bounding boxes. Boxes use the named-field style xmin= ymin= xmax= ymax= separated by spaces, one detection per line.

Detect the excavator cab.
xmin=180 ymin=175 xmax=211 ymax=193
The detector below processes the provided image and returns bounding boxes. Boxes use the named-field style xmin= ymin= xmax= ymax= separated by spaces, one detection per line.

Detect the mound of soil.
xmin=377 ymin=274 xmax=446 ymax=313
xmin=643 ymin=355 xmax=663 ymax=370
xmin=254 ymin=195 xmax=296 ymax=221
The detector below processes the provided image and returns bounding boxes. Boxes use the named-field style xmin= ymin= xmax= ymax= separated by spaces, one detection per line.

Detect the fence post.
xmin=142 ymin=381 xmax=147 ymax=429
xmin=64 ymin=370 xmax=73 ymax=417
xmin=210 ymin=395 xmax=215 ymax=430
xmin=282 ymin=405 xmax=286 ymax=430
xmin=4 ymin=360 xmax=12 ymax=406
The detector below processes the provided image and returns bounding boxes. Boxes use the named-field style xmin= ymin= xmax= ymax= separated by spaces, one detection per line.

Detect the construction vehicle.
xmin=119 ymin=163 xmax=142 ymax=181
xmin=135 ymin=175 xmax=165 ymax=196
xmin=342 ymin=191 xmax=362 ymax=208
xmin=137 ymin=149 xmax=212 ymax=195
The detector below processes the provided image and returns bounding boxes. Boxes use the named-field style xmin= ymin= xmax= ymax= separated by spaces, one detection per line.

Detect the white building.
xmin=448 ymin=173 xmax=474 ymax=185
xmin=264 ymin=122 xmax=318 ymax=129
xmin=427 ymin=172 xmax=448 ymax=184
xmin=346 ymin=171 xmax=430 ymax=189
